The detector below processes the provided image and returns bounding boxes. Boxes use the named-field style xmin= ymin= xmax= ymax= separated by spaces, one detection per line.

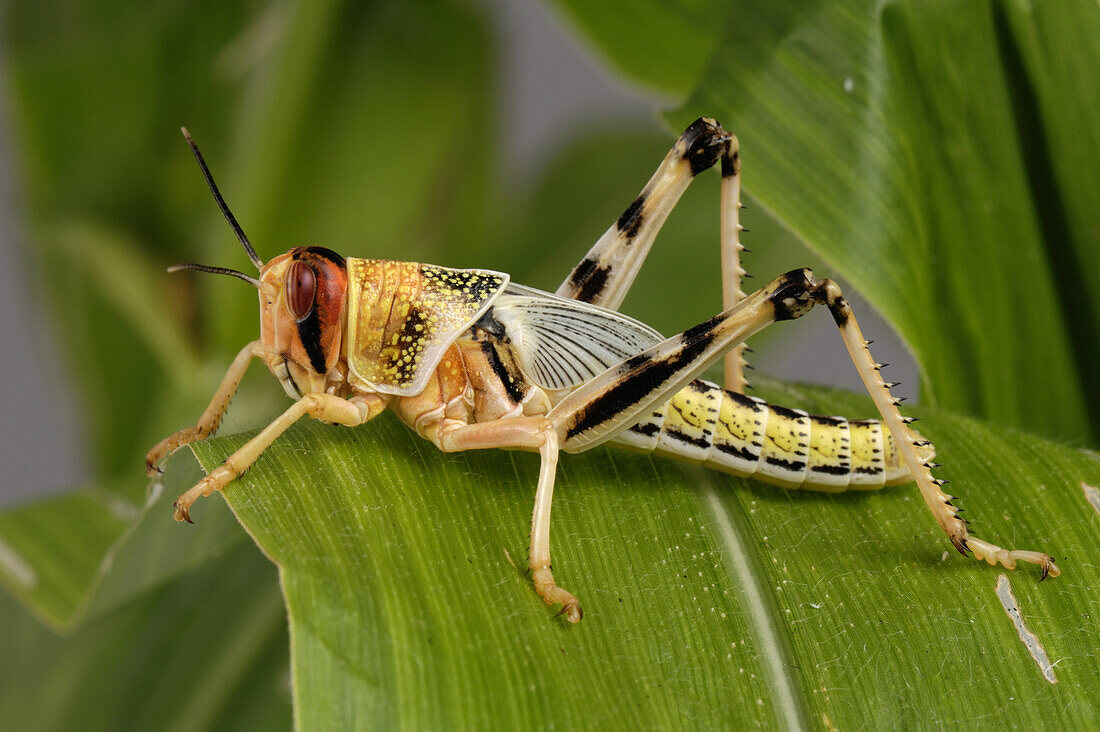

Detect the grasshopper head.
xmin=259 ymin=247 xmax=348 ymax=386
xmin=170 ymin=128 xmax=349 ymax=395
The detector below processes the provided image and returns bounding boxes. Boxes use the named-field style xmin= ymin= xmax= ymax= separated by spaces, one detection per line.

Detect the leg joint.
xmin=769 ymin=268 xmax=818 ymax=321
xmin=679 ymin=117 xmax=736 ymax=176
xmin=720 ymin=137 xmax=741 ymax=178
xmin=301 ymin=393 xmax=327 ymax=411
xmin=811 ymin=279 xmax=851 ymax=326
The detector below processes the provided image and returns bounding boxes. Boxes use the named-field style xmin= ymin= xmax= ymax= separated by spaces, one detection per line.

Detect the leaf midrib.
xmin=694 ymin=468 xmax=809 ymax=731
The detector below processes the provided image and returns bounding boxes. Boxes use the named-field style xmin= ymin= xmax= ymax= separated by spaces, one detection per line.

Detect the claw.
xmin=532 ymin=566 xmax=583 ymax=623
xmin=556 ymin=602 xmax=584 ymax=623
xmin=173 ymin=500 xmax=193 ymax=524
xmin=950 ymin=533 xmax=969 ymax=557
xmin=1038 ymin=556 xmax=1061 ymax=581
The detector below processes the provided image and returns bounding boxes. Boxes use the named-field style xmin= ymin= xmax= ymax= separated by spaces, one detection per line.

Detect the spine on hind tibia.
xmin=611 ymin=379 xmax=932 ymax=491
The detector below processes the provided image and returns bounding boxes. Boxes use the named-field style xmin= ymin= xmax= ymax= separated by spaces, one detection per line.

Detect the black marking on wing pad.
xmin=617 ymin=195 xmax=646 ymax=238
xmin=481 ymin=341 xmax=525 ymax=404
xmin=565 ymin=317 xmax=721 ymax=440
xmin=474 ymin=306 xmax=509 ymax=341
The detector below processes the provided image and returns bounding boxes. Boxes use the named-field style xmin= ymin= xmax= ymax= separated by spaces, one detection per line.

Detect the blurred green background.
xmin=1 ymin=0 xmax=1097 ymax=729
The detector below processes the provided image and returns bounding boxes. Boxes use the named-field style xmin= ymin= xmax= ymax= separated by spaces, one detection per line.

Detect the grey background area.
xmin=0 ymin=68 xmax=89 ymax=504
xmin=0 ymin=0 xmax=916 ymax=506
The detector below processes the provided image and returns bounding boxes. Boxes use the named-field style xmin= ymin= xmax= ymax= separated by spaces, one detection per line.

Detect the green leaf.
xmin=0 ymin=541 xmax=291 ymax=732
xmin=0 ymin=449 xmax=244 ymax=630
xmin=550 ymin=0 xmax=730 ymax=95
xmin=191 ymin=380 xmax=1100 ymax=729
xmin=555 ymin=0 xmax=1100 ymax=444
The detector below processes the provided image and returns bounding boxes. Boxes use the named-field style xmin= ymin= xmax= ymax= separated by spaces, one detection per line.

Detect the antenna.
xmin=168 ymin=263 xmax=263 ymax=289
xmin=180 ymin=126 xmax=264 ymax=270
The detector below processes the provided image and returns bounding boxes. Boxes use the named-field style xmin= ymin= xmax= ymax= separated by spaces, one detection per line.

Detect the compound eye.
xmin=286 ymin=260 xmax=316 ymax=321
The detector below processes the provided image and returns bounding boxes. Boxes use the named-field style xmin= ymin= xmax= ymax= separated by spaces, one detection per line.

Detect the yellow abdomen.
xmin=612 ymin=379 xmax=932 ymax=491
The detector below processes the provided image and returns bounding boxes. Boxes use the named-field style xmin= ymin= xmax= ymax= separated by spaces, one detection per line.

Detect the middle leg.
xmin=172 ymin=392 xmax=386 ymax=522
xmin=435 ymin=416 xmax=581 ymax=622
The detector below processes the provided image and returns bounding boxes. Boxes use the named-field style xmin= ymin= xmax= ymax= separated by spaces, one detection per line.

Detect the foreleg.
xmin=172 ymin=392 xmax=386 ymax=522
xmin=146 ymin=340 xmax=263 ymax=474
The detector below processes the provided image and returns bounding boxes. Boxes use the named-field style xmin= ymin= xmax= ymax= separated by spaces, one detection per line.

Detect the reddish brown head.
xmin=259 ymin=247 xmax=348 ymax=376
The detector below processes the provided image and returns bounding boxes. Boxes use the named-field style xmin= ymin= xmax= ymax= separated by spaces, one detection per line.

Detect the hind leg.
xmin=555 ymin=118 xmax=749 ymax=391
xmin=549 ymin=269 xmax=1058 ymax=579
